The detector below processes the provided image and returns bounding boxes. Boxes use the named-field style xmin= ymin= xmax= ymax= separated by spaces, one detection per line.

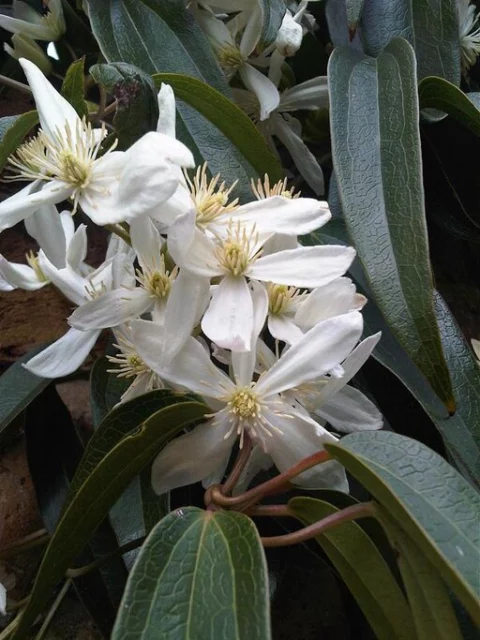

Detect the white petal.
xmin=202 ymin=276 xmax=253 ymax=352
xmin=225 ymin=196 xmax=331 ymax=236
xmin=0 ymin=180 xmax=73 ymax=232
xmin=256 ymin=311 xmax=363 ymax=397
xmin=196 ymin=10 xmax=234 ymax=49
xmin=20 ymin=59 xmax=80 ymax=140
xmin=239 ymin=64 xmax=280 ymax=121
xmin=295 ymin=277 xmax=359 ymax=329
xmin=156 ymin=83 xmax=176 ymax=137
xmin=69 ymin=288 xmax=151 ymax=330
xmin=171 ymin=225 xmax=221 ymax=277
xmin=268 ymin=50 xmax=284 ymax=86
xmin=272 ymin=113 xmax=325 ymax=194
xmin=66 ymin=224 xmax=87 ymax=270
xmin=267 ymin=314 xmax=304 ymax=344
xmin=275 ymin=12 xmax=303 ymax=57
xmin=262 ymin=233 xmax=299 ymax=255
xmin=130 ymin=216 xmax=165 ymax=272
xmin=162 ymin=271 xmax=210 ymax=363
xmin=0 ymin=15 xmax=53 ymax=41
xmin=149 ymin=179 xmax=192 ymax=230
xmin=165 ymin=209 xmax=197 ymax=266
xmin=37 ymin=253 xmax=87 ymax=305
xmin=24 ymin=327 xmax=100 ymax=378
xmin=24 ymin=204 xmax=66 ymax=268
xmin=0 ymin=256 xmax=44 ymax=290
xmin=231 ymin=283 xmax=266 ymax=386
xmin=239 ymin=5 xmax=262 ymax=57
xmin=316 ymin=385 xmax=383 ymax=433
xmin=249 ymin=245 xmax=356 ymax=287
xmin=279 ymin=77 xmax=329 ymax=112
xmin=151 ymin=417 xmax=235 ymax=495
xmin=264 ymin=406 xmax=348 ymax=491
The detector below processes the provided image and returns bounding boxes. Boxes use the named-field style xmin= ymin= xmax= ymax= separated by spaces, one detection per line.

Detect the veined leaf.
xmin=86 ymin=0 xmax=264 ymax=199
xmin=419 ymin=76 xmax=480 ymax=137
xmin=289 ymin=497 xmax=415 ymax=640
xmin=112 ymin=507 xmax=271 ymax=640
xmin=328 ymin=38 xmax=455 ymax=412
xmin=12 ymin=400 xmax=208 ymax=639
xmin=152 ymin=73 xmax=282 ymax=182
xmin=326 ymin=431 xmax=480 ymax=625
xmin=379 ymin=510 xmax=463 ymax=640
xmin=0 ymin=111 xmax=38 ymax=171
xmin=61 ymin=58 xmax=88 ymax=118
xmin=90 ymin=62 xmax=159 ymax=149
xmin=346 ymin=0 xmax=364 ymax=32
xmin=361 ymin=0 xmax=461 ymax=84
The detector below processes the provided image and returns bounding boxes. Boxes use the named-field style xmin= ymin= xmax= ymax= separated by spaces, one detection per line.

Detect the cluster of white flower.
xmin=0 ymin=59 xmax=382 ymax=495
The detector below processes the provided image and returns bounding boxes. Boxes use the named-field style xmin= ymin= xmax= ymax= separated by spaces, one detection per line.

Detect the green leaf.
xmin=86 ymin=0 xmax=261 ymax=200
xmin=260 ymin=0 xmax=287 ymax=48
xmin=361 ymin=0 xmax=461 ymax=84
xmin=89 ymin=355 xmax=130 ymax=428
xmin=12 ymin=400 xmax=208 ymax=639
xmin=329 ymin=38 xmax=455 ymax=412
xmin=152 ymin=73 xmax=282 ymax=182
xmin=112 ymin=507 xmax=271 ymax=640
xmin=90 ymin=62 xmax=159 ymax=149
xmin=0 ymin=111 xmax=38 ymax=171
xmin=346 ymin=0 xmax=364 ymax=31
xmin=419 ymin=76 xmax=480 ymax=137
xmin=61 ymin=57 xmax=88 ymax=118
xmin=0 ymin=345 xmax=49 ymax=443
xmin=326 ymin=431 xmax=480 ymax=625
xmin=379 ymin=510 xmax=463 ymax=640
xmin=288 ymin=497 xmax=415 ymax=640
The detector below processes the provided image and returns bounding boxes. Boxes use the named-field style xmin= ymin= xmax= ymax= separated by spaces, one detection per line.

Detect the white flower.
xmin=133 ymin=311 xmax=365 ymax=495
xmin=0 ymin=60 xmax=194 ymax=232
xmin=0 ymin=206 xmax=82 ymax=291
xmin=459 ymin=0 xmax=480 ymax=72
xmin=168 ymin=214 xmax=355 ymax=351
xmin=0 ymin=0 xmax=65 ymax=42
xmin=24 ymin=236 xmax=134 ymax=378
xmin=4 ymin=33 xmax=52 ymax=75
xmin=235 ymin=76 xmax=329 ymax=194
xmin=196 ymin=7 xmax=280 ymax=120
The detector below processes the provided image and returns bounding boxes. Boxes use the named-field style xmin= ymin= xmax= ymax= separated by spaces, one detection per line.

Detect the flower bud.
xmin=275 ymin=12 xmax=303 ymax=57
xmin=4 ymin=34 xmax=52 ymax=75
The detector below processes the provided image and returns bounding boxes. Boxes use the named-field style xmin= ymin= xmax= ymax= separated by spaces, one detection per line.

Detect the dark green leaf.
xmin=86 ymin=0 xmax=260 ymax=199
xmin=260 ymin=0 xmax=287 ymax=48
xmin=326 ymin=431 xmax=480 ymax=624
xmin=0 ymin=111 xmax=38 ymax=171
xmin=419 ymin=76 xmax=480 ymax=136
xmin=89 ymin=355 xmax=130 ymax=428
xmin=379 ymin=510 xmax=463 ymax=640
xmin=12 ymin=400 xmax=208 ymax=639
xmin=90 ymin=62 xmax=159 ymax=149
xmin=289 ymin=497 xmax=414 ymax=640
xmin=346 ymin=0 xmax=364 ymax=31
xmin=329 ymin=38 xmax=455 ymax=412
xmin=61 ymin=57 xmax=88 ymax=118
xmin=0 ymin=345 xmax=49 ymax=443
xmin=152 ymin=73 xmax=282 ymax=182
xmin=361 ymin=0 xmax=461 ymax=84
xmin=112 ymin=507 xmax=271 ymax=640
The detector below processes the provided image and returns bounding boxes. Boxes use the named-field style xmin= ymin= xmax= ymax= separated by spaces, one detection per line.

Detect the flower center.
xmin=136 ymin=256 xmax=177 ymax=299
xmin=215 ymin=222 xmax=261 ymax=277
xmin=268 ymin=283 xmax=303 ymax=315
xmin=25 ymin=251 xmax=47 ymax=283
xmin=107 ymin=335 xmax=153 ymax=380
xmin=228 ymin=386 xmax=260 ymax=420
xmin=251 ymin=175 xmax=300 ymax=200
xmin=218 ymin=44 xmax=244 ymax=73
xmin=184 ymin=163 xmax=238 ymax=226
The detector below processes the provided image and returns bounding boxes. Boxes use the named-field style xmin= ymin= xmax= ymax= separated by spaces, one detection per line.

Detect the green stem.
xmin=105 ymin=223 xmax=131 ymax=246
xmin=0 ymin=616 xmax=19 ymax=640
xmin=0 ymin=74 xmax=31 ymax=94
xmin=33 ymin=579 xmax=72 ymax=640
xmin=65 ymin=536 xmax=145 ymax=579
xmin=261 ymin=502 xmax=375 ymax=547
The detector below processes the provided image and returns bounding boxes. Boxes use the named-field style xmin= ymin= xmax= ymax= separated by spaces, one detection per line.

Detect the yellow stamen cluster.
xmin=228 ymin=386 xmax=260 ymax=420
xmin=25 ymin=251 xmax=47 ymax=282
xmin=217 ymin=44 xmax=244 ymax=73
xmin=251 ymin=175 xmax=300 ymax=200
xmin=215 ymin=222 xmax=260 ymax=277
xmin=184 ymin=163 xmax=238 ymax=226
xmin=267 ymin=283 xmax=303 ymax=315
xmin=136 ymin=256 xmax=177 ymax=299
xmin=107 ymin=335 xmax=151 ymax=379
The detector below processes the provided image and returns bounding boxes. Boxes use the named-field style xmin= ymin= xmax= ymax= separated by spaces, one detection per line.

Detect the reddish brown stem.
xmin=246 ymin=504 xmax=292 ymax=517
xmin=208 ymin=449 xmax=331 ymax=510
xmin=261 ymin=502 xmax=375 ymax=547
xmin=221 ymin=434 xmax=252 ymax=495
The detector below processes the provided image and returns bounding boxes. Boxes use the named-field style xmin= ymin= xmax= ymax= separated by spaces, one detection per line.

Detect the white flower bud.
xmin=275 ymin=12 xmax=303 ymax=57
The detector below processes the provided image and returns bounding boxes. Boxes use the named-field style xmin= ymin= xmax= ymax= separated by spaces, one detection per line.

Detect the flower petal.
xmin=202 ymin=275 xmax=254 ymax=352
xmin=0 ymin=180 xmax=73 ymax=233
xmin=239 ymin=5 xmax=262 ymax=57
xmin=294 ymin=277 xmax=359 ymax=329
xmin=151 ymin=416 xmax=236 ymax=495
xmin=24 ymin=327 xmax=100 ymax=378
xmin=171 ymin=224 xmax=222 ymax=278
xmin=37 ymin=253 xmax=87 ymax=305
xmin=267 ymin=313 xmax=304 ymax=344
xmin=263 ymin=405 xmax=348 ymax=491
xmin=129 ymin=216 xmax=165 ymax=272
xmin=0 ymin=15 xmax=53 ymax=41
xmin=224 ymin=195 xmax=330 ymax=236
xmin=156 ymin=83 xmax=176 ymax=137
xmin=239 ymin=64 xmax=280 ymax=121
xmin=315 ymin=385 xmax=383 ymax=433
xmin=0 ymin=256 xmax=44 ymax=290
xmin=20 ymin=58 xmax=80 ymax=139
xmin=249 ymin=245 xmax=356 ymax=288
xmin=256 ymin=311 xmax=363 ymax=397
xmin=279 ymin=77 xmax=329 ymax=112
xmin=66 ymin=224 xmax=87 ymax=270
xmin=69 ymin=288 xmax=152 ymax=330
xmin=24 ymin=204 xmax=66 ymax=268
